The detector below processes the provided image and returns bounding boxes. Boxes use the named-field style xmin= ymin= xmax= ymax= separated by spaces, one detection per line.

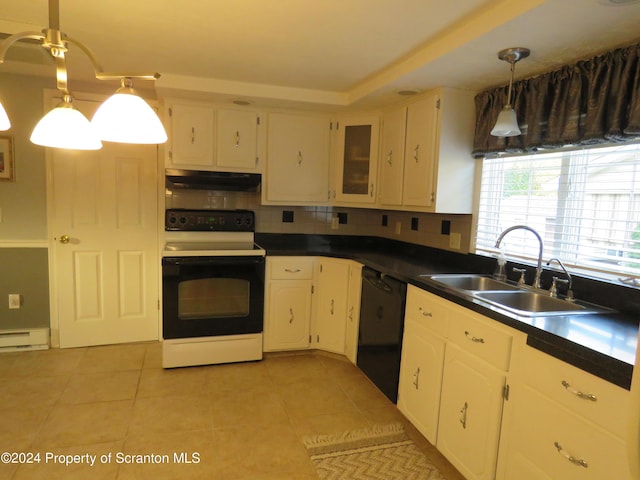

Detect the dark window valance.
xmin=472 ymin=42 xmax=640 ymax=157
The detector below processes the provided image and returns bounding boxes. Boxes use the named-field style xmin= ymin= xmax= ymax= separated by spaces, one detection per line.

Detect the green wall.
xmin=0 ymin=248 xmax=49 ymax=329
xmin=0 ymin=72 xmax=54 ymax=330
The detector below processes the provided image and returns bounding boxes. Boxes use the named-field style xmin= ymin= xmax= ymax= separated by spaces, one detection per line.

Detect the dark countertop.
xmin=256 ymin=233 xmax=638 ymax=390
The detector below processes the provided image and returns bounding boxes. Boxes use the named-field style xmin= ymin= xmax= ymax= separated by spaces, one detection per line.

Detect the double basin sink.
xmin=422 ymin=274 xmax=611 ymax=318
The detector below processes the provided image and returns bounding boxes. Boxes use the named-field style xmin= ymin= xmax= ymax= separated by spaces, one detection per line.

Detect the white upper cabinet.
xmin=402 ymin=91 xmax=439 ymax=208
xmin=378 ymin=105 xmax=407 ymax=206
xmin=332 ymin=114 xmax=380 ymax=206
xmin=378 ymin=88 xmax=476 ymax=213
xmin=167 ymin=103 xmax=215 ymax=168
xmin=215 ymin=108 xmax=260 ymax=171
xmin=264 ymin=112 xmax=331 ymax=205
xmin=165 ymin=100 xmax=262 ymax=172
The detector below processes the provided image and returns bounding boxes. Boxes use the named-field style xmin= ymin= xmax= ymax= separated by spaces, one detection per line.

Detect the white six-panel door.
xmin=49 ymin=97 xmax=160 ymax=348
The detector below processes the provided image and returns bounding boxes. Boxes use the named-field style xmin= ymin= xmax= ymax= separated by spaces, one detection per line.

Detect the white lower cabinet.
xmin=437 ymin=343 xmax=506 ymax=480
xmin=344 ymin=261 xmax=363 ymax=364
xmin=264 ymin=257 xmax=314 ymax=351
xmin=265 ymin=257 xmax=362 ymax=357
xmin=398 ymin=286 xmax=518 ymax=480
xmin=496 ymin=344 xmax=633 ymax=480
xmin=500 ymin=384 xmax=632 ymax=480
xmin=397 ymin=317 xmax=446 ymax=444
xmin=313 ymin=258 xmax=350 ymax=354
xmin=398 ymin=285 xmax=450 ymax=444
xmin=398 ymin=287 xmax=633 ymax=480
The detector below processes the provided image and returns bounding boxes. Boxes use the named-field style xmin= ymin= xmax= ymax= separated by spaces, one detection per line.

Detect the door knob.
xmin=59 ymin=234 xmax=70 ymax=244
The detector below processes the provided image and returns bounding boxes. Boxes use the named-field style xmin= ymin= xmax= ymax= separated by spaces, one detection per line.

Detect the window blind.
xmin=476 ymin=142 xmax=640 ymax=278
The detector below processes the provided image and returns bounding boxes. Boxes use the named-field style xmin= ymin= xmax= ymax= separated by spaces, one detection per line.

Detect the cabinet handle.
xmin=370 ymin=183 xmax=374 ymax=197
xmin=289 ymin=308 xmax=294 ymax=324
xmin=330 ymin=299 xmax=334 ymax=315
xmin=413 ymin=367 xmax=420 ymax=390
xmin=465 ymin=331 xmax=485 ymax=343
xmin=284 ymin=268 xmax=301 ymax=273
xmin=349 ymin=306 xmax=354 ymax=321
xmin=459 ymin=402 xmax=468 ymax=429
xmin=418 ymin=307 xmax=432 ymax=317
xmin=387 ymin=150 xmax=393 ymax=166
xmin=235 ymin=130 xmax=240 ymax=147
xmin=554 ymin=442 xmax=589 ymax=468
xmin=413 ymin=144 xmax=420 ymax=162
xmin=561 ymin=380 xmax=597 ymax=402
xmin=297 ymin=151 xmax=303 ymax=166
xmin=191 ymin=127 xmax=195 ymax=144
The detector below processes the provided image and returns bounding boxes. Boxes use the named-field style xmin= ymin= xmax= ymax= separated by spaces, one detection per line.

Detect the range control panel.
xmin=165 ymin=209 xmax=255 ymax=232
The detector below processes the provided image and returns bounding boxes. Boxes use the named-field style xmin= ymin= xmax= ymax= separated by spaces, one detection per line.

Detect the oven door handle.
xmin=162 ymin=256 xmax=265 ymax=266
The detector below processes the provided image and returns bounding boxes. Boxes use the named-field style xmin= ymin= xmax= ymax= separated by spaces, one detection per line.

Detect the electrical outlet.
xmin=395 ymin=221 xmax=402 ymax=235
xmin=331 ymin=217 xmax=339 ymax=229
xmin=450 ymin=232 xmax=461 ymax=249
xmin=8 ymin=294 xmax=21 ymax=309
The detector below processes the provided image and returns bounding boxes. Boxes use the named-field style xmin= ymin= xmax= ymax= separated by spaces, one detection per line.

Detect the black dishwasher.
xmin=357 ymin=267 xmax=407 ymax=403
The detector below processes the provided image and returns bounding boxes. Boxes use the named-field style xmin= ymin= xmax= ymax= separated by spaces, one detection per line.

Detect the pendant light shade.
xmin=0 ymin=101 xmax=10 ymax=131
xmin=30 ymin=95 xmax=102 ymax=150
xmin=491 ymin=47 xmax=530 ymax=138
xmin=491 ymin=106 xmax=521 ymax=137
xmin=0 ymin=0 xmax=165 ymax=149
xmin=91 ymin=78 xmax=167 ymax=144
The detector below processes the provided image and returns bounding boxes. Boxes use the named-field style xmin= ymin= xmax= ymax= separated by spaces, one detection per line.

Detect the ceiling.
xmin=1 ymin=0 xmax=640 ymax=110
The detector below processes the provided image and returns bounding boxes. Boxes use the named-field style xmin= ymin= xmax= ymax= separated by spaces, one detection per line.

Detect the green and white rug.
xmin=303 ymin=423 xmax=446 ymax=480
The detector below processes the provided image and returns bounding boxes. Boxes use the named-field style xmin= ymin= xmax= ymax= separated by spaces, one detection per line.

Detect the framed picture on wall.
xmin=0 ymin=135 xmax=14 ymax=181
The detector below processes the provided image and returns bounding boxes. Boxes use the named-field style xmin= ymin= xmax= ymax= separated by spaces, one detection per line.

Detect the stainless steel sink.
xmin=475 ymin=290 xmax=597 ymax=316
xmin=421 ymin=273 xmax=611 ymax=317
xmin=425 ymin=274 xmax=519 ymax=291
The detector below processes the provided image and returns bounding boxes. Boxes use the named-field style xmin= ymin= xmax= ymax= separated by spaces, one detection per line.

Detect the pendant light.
xmin=31 ymin=94 xmax=102 ymax=150
xmin=491 ymin=47 xmax=530 ymax=137
xmin=0 ymin=0 xmax=167 ymax=149
xmin=92 ymin=78 xmax=167 ymax=144
xmin=0 ymin=101 xmax=10 ymax=131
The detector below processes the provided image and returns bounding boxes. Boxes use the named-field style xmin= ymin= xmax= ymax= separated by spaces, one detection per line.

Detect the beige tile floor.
xmin=0 ymin=343 xmax=465 ymax=480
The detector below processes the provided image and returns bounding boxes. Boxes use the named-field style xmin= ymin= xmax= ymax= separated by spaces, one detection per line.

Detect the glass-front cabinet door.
xmin=333 ymin=114 xmax=380 ymax=205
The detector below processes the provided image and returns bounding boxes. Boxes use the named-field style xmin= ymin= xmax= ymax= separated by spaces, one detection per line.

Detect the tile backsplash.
xmin=165 ymin=189 xmax=473 ymax=253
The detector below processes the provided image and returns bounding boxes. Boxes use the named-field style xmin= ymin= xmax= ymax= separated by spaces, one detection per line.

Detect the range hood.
xmin=165 ymin=169 xmax=261 ymax=192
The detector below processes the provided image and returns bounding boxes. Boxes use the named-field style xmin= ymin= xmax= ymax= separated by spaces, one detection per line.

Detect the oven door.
xmin=162 ymin=255 xmax=265 ymax=339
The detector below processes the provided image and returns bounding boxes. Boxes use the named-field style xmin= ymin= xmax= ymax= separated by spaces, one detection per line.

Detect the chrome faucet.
xmin=495 ymin=225 xmax=544 ymax=289
xmin=547 ymin=257 xmax=574 ymax=301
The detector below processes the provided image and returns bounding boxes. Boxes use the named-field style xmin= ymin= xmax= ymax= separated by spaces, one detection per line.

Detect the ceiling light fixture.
xmin=0 ymin=0 xmax=167 ymax=150
xmin=490 ymin=47 xmax=530 ymax=137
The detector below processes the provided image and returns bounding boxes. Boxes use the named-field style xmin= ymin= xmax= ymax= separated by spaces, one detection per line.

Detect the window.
xmin=475 ymin=142 xmax=640 ymax=279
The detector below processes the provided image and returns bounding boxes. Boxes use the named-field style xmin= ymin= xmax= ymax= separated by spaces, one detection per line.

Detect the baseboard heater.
xmin=0 ymin=328 xmax=49 ymax=352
